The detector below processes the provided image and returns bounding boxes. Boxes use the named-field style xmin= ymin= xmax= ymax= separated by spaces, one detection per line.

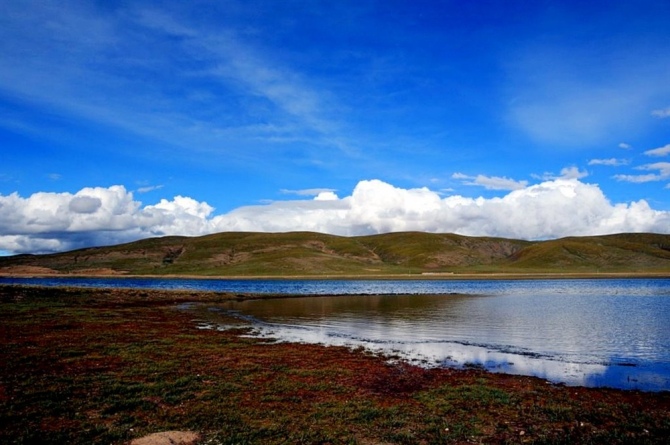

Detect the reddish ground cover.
xmin=1 ymin=285 xmax=669 ymax=444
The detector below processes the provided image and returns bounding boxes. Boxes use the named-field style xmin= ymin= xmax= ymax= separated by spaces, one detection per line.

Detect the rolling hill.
xmin=1 ymin=231 xmax=670 ymax=276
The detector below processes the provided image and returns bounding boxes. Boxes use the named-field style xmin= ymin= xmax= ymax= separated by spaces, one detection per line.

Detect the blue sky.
xmin=1 ymin=0 xmax=670 ymax=254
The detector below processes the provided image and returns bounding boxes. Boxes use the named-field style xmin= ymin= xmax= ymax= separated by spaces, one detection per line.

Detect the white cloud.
xmin=613 ymin=173 xmax=662 ymax=183
xmin=531 ymin=167 xmax=588 ymax=181
xmin=314 ymin=191 xmax=339 ymax=201
xmin=136 ymin=185 xmax=164 ymax=194
xmin=558 ymin=166 xmax=588 ymax=179
xmin=0 ymin=186 xmax=219 ymax=254
xmin=505 ymin=35 xmax=670 ymax=147
xmin=2 ymin=179 xmax=670 ymax=254
xmin=645 ymin=162 xmax=670 ymax=176
xmin=68 ymin=196 xmax=102 ymax=214
xmin=614 ymin=162 xmax=670 ymax=183
xmin=619 ymin=142 xmax=632 ymax=150
xmin=588 ymin=158 xmax=629 ymax=167
xmin=0 ymin=1 xmax=354 ymax=169
xmin=644 ymin=144 xmax=670 ymax=157
xmin=452 ymin=173 xmax=528 ymax=190
xmin=651 ymin=108 xmax=670 ymax=118
xmin=212 ymin=179 xmax=670 ymax=240
xmin=280 ymin=188 xmax=338 ymax=197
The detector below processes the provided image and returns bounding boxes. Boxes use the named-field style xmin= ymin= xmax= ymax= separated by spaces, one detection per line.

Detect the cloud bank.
xmin=1 ymin=179 xmax=669 ymax=254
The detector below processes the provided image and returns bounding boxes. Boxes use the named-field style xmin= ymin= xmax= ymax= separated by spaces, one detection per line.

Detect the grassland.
xmin=2 ymin=231 xmax=670 ymax=277
xmin=1 ymin=285 xmax=669 ymax=444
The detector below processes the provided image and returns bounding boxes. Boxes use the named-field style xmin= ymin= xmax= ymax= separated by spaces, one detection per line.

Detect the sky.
xmin=1 ymin=0 xmax=670 ymax=255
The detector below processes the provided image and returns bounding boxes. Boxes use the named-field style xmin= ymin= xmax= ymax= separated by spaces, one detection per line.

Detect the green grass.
xmin=3 ymin=231 xmax=670 ymax=276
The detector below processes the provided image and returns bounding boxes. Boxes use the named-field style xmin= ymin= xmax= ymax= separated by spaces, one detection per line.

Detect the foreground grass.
xmin=1 ymin=285 xmax=669 ymax=444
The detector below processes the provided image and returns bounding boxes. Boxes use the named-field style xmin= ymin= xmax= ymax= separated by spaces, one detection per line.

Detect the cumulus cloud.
xmin=212 ymin=179 xmax=670 ymax=240
xmin=2 ymin=179 xmax=670 ymax=255
xmin=314 ymin=191 xmax=339 ymax=201
xmin=452 ymin=173 xmax=528 ymax=190
xmin=0 ymin=186 xmax=218 ymax=254
xmin=68 ymin=196 xmax=102 ymax=214
xmin=644 ymin=144 xmax=670 ymax=157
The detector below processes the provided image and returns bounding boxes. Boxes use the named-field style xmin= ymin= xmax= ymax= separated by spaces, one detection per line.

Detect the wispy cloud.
xmin=613 ymin=173 xmax=663 ymax=183
xmin=644 ymin=144 xmax=670 ymax=157
xmin=558 ymin=167 xmax=588 ymax=179
xmin=280 ymin=188 xmax=339 ymax=198
xmin=619 ymin=142 xmax=632 ymax=150
xmin=610 ymin=143 xmax=670 ymax=183
xmin=505 ymin=29 xmax=670 ymax=147
xmin=531 ymin=167 xmax=588 ymax=181
xmin=651 ymin=107 xmax=670 ymax=118
xmin=0 ymin=2 xmax=357 ymax=169
xmin=136 ymin=185 xmax=164 ymax=194
xmin=645 ymin=162 xmax=670 ymax=176
xmin=588 ymin=158 xmax=629 ymax=167
xmin=614 ymin=162 xmax=670 ymax=183
xmin=132 ymin=6 xmax=357 ymax=155
xmin=452 ymin=173 xmax=528 ymax=191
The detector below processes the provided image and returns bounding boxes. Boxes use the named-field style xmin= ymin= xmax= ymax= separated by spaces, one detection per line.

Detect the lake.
xmin=3 ymin=276 xmax=669 ymax=391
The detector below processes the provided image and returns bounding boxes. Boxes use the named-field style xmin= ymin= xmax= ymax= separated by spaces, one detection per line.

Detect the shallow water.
xmin=4 ymin=276 xmax=670 ymax=391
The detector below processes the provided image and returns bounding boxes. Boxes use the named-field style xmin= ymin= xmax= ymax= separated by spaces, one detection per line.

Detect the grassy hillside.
xmin=1 ymin=231 xmax=670 ymax=276
xmin=504 ymin=233 xmax=670 ymax=273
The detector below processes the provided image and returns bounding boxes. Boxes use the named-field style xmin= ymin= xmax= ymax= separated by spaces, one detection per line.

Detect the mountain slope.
xmin=504 ymin=233 xmax=670 ymax=272
xmin=1 ymin=231 xmax=669 ymax=276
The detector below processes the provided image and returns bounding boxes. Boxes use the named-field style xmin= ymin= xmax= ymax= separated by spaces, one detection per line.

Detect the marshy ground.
xmin=1 ymin=285 xmax=669 ymax=444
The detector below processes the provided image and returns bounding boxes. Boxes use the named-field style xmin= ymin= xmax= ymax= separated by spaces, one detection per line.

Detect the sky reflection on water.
xmin=197 ymin=283 xmax=670 ymax=391
xmin=4 ymin=276 xmax=670 ymax=391
xmin=200 ymin=316 xmax=669 ymax=391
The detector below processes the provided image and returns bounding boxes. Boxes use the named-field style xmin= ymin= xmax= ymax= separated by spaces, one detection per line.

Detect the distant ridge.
xmin=1 ymin=231 xmax=670 ymax=276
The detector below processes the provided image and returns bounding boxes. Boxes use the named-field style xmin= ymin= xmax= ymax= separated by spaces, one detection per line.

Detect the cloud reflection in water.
xmin=195 ymin=281 xmax=670 ymax=391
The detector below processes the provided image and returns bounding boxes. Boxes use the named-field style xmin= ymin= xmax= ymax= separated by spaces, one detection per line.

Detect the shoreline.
xmin=3 ymin=284 xmax=670 ymax=389
xmin=2 ymin=270 xmax=670 ymax=280
xmin=3 ymin=280 xmax=670 ymax=393
xmin=1 ymin=284 xmax=669 ymax=444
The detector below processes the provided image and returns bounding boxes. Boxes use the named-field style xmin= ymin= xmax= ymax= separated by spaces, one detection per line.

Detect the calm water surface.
xmin=4 ymin=276 xmax=669 ymax=391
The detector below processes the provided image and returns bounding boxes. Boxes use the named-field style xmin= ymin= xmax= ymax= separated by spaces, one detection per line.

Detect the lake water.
xmin=3 ymin=276 xmax=670 ymax=391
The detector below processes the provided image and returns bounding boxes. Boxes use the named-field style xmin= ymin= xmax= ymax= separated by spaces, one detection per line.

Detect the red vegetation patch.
xmin=1 ymin=285 xmax=669 ymax=444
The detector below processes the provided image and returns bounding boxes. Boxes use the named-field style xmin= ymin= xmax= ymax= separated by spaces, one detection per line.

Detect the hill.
xmin=1 ymin=231 xmax=670 ymax=276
